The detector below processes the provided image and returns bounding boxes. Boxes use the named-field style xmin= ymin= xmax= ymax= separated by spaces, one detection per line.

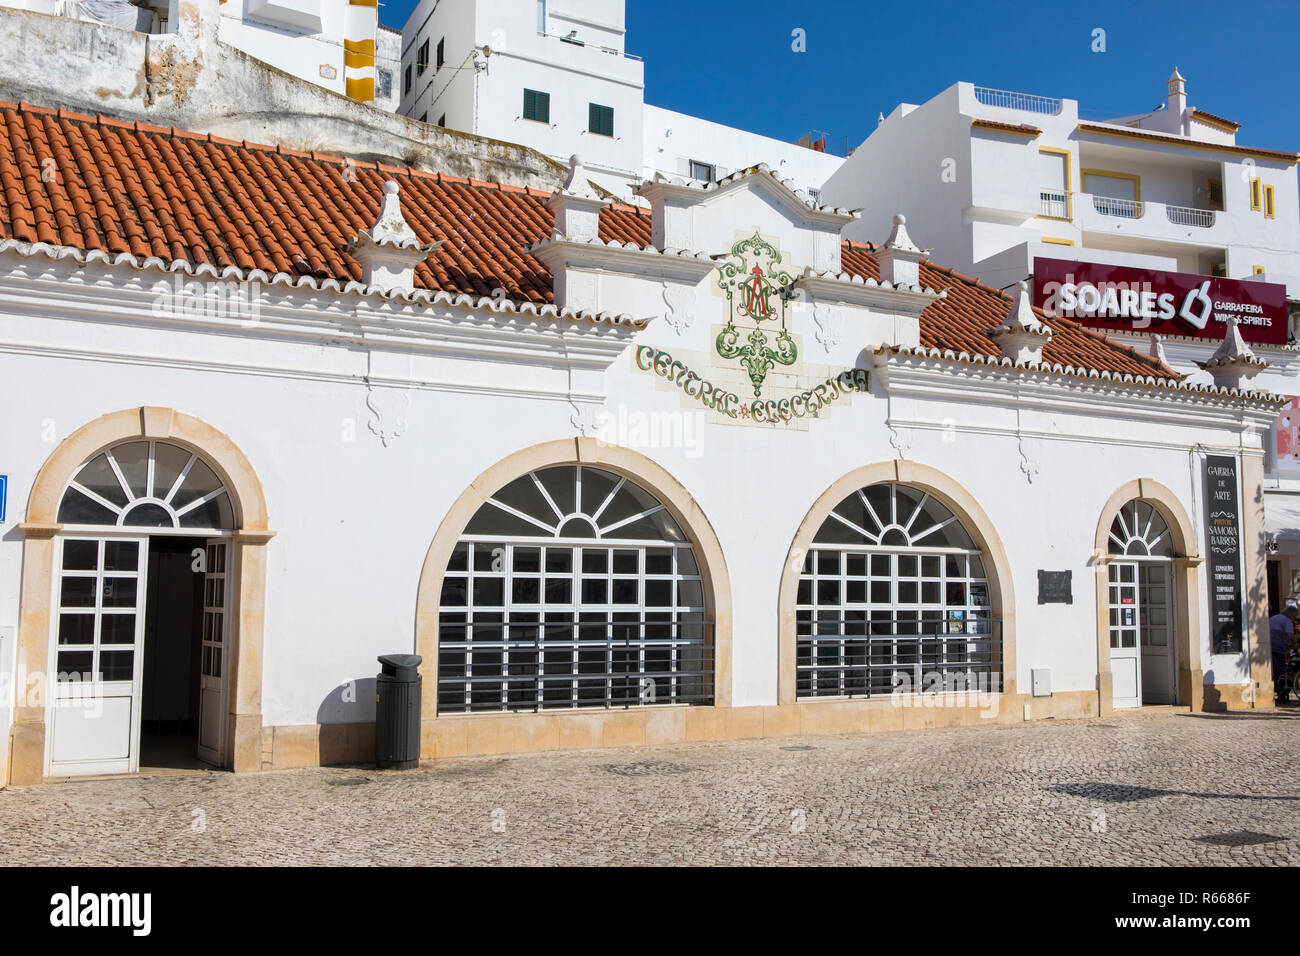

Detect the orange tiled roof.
xmin=0 ymin=100 xmax=1176 ymax=381
xmin=839 ymin=242 xmax=1176 ymax=380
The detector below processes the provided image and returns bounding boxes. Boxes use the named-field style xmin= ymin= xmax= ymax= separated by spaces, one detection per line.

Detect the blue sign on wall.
xmin=0 ymin=475 xmax=6 ymax=522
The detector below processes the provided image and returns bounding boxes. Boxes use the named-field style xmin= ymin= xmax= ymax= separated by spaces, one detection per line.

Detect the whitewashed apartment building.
xmin=397 ymin=0 xmax=844 ymax=197
xmin=822 ymin=72 xmax=1300 ymax=612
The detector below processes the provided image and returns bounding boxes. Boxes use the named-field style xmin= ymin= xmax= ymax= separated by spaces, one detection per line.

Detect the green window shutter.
xmin=589 ymin=103 xmax=613 ymax=136
xmin=524 ymin=89 xmax=549 ymax=123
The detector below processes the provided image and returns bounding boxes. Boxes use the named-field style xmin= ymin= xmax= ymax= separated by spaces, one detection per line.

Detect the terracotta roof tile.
xmin=0 ymin=100 xmax=1178 ymax=380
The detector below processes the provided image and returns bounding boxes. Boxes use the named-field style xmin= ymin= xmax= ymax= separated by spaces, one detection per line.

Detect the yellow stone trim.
xmin=776 ymin=460 xmax=1018 ymax=705
xmin=1191 ymin=111 xmax=1241 ymax=134
xmin=414 ymin=438 xmax=736 ymax=730
xmin=970 ymin=120 xmax=1040 ymax=137
xmin=1093 ymin=479 xmax=1204 ymax=714
xmin=8 ymin=407 xmax=272 ymax=785
xmin=346 ymin=77 xmax=376 ymax=102
xmin=1076 ymin=123 xmax=1299 ymax=164
xmin=1080 ymin=167 xmax=1141 ymax=202
xmin=348 ymin=0 xmax=378 ymax=6
xmin=1041 ymin=237 xmax=1074 ymax=246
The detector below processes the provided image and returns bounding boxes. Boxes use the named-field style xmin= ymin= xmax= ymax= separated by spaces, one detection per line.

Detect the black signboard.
xmin=1203 ymin=455 xmax=1243 ymax=654
xmin=1037 ymin=570 xmax=1073 ymax=604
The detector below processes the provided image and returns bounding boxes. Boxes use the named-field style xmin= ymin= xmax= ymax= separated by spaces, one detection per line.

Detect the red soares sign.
xmin=1032 ymin=257 xmax=1287 ymax=346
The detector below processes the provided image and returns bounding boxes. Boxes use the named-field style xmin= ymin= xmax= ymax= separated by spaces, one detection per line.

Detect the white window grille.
xmin=438 ymin=466 xmax=712 ymax=713
xmin=796 ymin=483 xmax=1000 ymax=699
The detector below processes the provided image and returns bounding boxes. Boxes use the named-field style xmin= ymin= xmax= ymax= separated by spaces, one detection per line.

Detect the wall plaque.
xmin=1037 ymin=570 xmax=1072 ymax=604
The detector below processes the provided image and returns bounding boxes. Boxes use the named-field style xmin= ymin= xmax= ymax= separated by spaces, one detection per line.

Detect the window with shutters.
xmin=588 ymin=103 xmax=614 ymax=137
xmin=523 ymin=89 xmax=550 ymax=124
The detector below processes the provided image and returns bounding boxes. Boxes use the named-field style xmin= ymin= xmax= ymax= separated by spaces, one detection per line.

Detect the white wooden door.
xmin=196 ymin=539 xmax=230 ymax=766
xmin=47 ymin=536 xmax=149 ymax=776
xmin=1139 ymin=562 xmax=1174 ymax=704
xmin=1108 ymin=561 xmax=1141 ymax=709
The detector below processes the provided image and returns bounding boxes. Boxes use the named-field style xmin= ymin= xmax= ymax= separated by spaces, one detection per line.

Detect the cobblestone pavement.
xmin=2 ymin=711 xmax=1299 ymax=865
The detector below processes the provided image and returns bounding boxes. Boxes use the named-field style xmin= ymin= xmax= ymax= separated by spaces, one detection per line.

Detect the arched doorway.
xmin=49 ymin=440 xmax=235 ymax=774
xmin=1105 ymin=499 xmax=1177 ymax=708
xmin=1094 ymin=480 xmax=1202 ymax=713
xmin=11 ymin=408 xmax=272 ymax=784
xmin=779 ymin=461 xmax=1015 ymax=706
xmin=416 ymin=438 xmax=734 ymax=742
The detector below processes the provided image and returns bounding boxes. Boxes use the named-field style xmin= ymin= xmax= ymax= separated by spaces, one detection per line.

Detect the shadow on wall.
xmin=315 ymin=677 xmax=376 ymax=765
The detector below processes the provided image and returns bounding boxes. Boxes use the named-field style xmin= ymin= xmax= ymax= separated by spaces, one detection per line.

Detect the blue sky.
xmin=379 ymin=0 xmax=1300 ymax=153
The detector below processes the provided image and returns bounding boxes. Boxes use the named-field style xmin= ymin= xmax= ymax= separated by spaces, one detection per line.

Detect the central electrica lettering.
xmin=634 ymin=345 xmax=869 ymax=423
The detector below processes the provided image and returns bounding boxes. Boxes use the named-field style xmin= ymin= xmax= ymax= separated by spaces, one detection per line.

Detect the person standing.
xmin=1269 ymin=599 xmax=1299 ymax=704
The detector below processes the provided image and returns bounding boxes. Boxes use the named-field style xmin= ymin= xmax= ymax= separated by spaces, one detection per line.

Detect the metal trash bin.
xmin=375 ymin=653 xmax=422 ymax=769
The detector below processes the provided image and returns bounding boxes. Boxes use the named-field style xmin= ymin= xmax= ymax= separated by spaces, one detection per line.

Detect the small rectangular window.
xmin=1254 ymin=265 xmax=1266 ymax=275
xmin=417 ymin=39 xmax=430 ymax=76
xmin=1250 ymin=176 xmax=1261 ymax=211
xmin=403 ymin=65 xmax=411 ymax=95
xmin=1207 ymin=178 xmax=1224 ymax=210
xmin=1264 ymin=184 xmax=1276 ymax=219
xmin=436 ymin=38 xmax=445 ymax=70
xmin=688 ymin=160 xmax=715 ymax=182
xmin=523 ymin=89 xmax=550 ymax=124
xmin=588 ymin=103 xmax=614 ymax=137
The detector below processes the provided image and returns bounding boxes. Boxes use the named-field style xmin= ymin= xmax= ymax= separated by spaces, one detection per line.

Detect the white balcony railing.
xmin=974 ymin=86 xmax=1064 ymax=116
xmin=1165 ymin=204 xmax=1216 ymax=228
xmin=1091 ymin=195 xmax=1144 ymax=219
xmin=1039 ymin=189 xmax=1071 ymax=219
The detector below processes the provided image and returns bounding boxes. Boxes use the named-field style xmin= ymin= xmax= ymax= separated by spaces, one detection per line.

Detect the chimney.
xmin=989 ymin=281 xmax=1054 ymax=364
xmin=1167 ymin=67 xmax=1187 ymax=131
xmin=1204 ymin=315 xmax=1268 ymax=390
xmin=346 ymin=180 xmax=443 ymax=293
xmin=877 ymin=214 xmax=927 ymax=288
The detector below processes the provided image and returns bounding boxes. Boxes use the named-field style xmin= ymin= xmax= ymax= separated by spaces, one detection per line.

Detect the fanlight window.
xmin=464 ymin=465 xmax=686 ymax=541
xmin=814 ymin=483 xmax=977 ymax=551
xmin=797 ymin=483 xmax=999 ymax=699
xmin=57 ymin=441 xmax=234 ymax=530
xmin=1107 ymin=500 xmax=1174 ymax=557
xmin=439 ymin=465 xmax=711 ymax=714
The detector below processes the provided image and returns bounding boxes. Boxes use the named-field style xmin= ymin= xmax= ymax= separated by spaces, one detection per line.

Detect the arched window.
xmin=1107 ymin=499 xmax=1174 ymax=557
xmin=438 ymin=465 xmax=711 ymax=713
xmin=796 ymin=483 xmax=998 ymax=698
xmin=57 ymin=440 xmax=234 ymax=530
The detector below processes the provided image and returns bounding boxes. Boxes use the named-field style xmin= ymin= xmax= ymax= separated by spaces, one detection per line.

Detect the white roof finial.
xmin=1204 ymin=314 xmax=1269 ymax=388
xmin=993 ymin=281 xmax=1052 ymax=337
xmin=884 ymin=214 xmax=921 ymax=253
xmin=1148 ymin=332 xmax=1169 ymax=366
xmin=363 ymin=180 xmax=424 ymax=248
xmin=561 ymin=154 xmax=601 ymax=200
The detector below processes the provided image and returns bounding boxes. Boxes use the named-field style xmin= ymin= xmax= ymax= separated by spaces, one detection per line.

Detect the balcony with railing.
xmin=1077 ymin=190 xmax=1222 ymax=243
xmin=974 ymin=86 xmax=1064 ymax=116
xmin=1090 ymin=195 xmax=1144 ymax=219
xmin=1039 ymin=189 xmax=1071 ymax=219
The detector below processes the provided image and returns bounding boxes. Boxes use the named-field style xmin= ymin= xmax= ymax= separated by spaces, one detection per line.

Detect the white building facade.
xmin=822 ymin=73 xmax=1300 ymax=299
xmin=397 ymin=0 xmax=843 ymax=197
xmin=0 ymin=105 xmax=1280 ymax=786
xmin=823 ymin=72 xmax=1300 ymax=622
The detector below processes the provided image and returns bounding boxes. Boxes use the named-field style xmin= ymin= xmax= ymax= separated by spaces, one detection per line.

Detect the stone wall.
xmin=0 ymin=3 xmax=565 ymax=188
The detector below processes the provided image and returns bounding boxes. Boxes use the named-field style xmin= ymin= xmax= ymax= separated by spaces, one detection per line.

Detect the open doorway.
xmin=140 ymin=536 xmax=208 ymax=770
